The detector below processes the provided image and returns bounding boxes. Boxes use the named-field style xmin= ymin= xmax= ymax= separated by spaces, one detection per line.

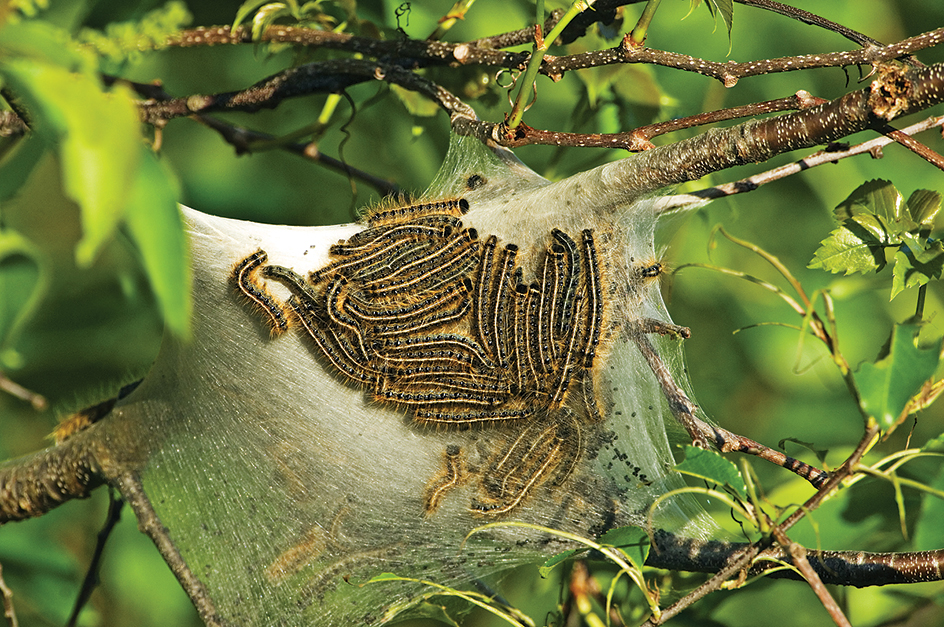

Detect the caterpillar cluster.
xmin=233 ymin=197 xmax=656 ymax=515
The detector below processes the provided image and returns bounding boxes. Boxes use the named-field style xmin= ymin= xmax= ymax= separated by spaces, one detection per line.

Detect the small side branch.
xmin=631 ymin=331 xmax=830 ymax=488
xmin=0 ymin=561 xmax=16 ymax=627
xmin=474 ymin=91 xmax=827 ymax=151
xmin=66 ymin=495 xmax=124 ymax=627
xmin=661 ymin=115 xmax=944 ymax=209
xmin=542 ymin=28 xmax=944 ymax=87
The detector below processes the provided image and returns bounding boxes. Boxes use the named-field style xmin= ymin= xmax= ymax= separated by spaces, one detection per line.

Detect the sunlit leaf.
xmin=674 ymin=445 xmax=747 ymax=500
xmin=391 ymin=83 xmax=440 ymax=117
xmin=232 ymin=0 xmax=273 ymax=29
xmin=808 ymin=214 xmax=892 ymax=275
xmin=834 ymin=179 xmax=900 ymax=221
xmin=0 ymin=19 xmax=95 ymax=74
xmin=855 ymin=324 xmax=942 ymax=431
xmin=253 ymin=3 xmax=292 ymax=40
xmin=123 ymin=152 xmax=191 ymax=339
xmin=907 ymin=189 xmax=942 ymax=227
xmin=891 ymin=235 xmax=944 ymax=299
xmin=2 ymin=59 xmax=142 ymax=267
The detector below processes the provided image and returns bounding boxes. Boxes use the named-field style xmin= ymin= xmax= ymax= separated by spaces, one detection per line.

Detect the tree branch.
xmin=563 ymin=61 xmax=944 ymax=198
xmin=646 ymin=530 xmax=944 ymax=587
xmin=0 ymin=429 xmax=106 ymax=523
xmin=661 ymin=115 xmax=944 ymax=209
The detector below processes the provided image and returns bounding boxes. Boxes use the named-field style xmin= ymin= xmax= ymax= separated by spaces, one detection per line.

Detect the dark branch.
xmin=0 ymin=430 xmax=106 ymax=523
xmin=541 ymin=28 xmax=944 ymax=88
xmin=648 ymin=530 xmax=944 ymax=587
xmin=464 ymin=91 xmax=828 ymax=152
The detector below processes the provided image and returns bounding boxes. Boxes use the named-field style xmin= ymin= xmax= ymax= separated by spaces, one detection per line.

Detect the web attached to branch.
xmin=105 ymin=134 xmax=717 ymax=626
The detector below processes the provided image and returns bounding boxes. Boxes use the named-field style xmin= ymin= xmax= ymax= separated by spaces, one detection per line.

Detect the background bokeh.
xmin=1 ymin=0 xmax=943 ymax=625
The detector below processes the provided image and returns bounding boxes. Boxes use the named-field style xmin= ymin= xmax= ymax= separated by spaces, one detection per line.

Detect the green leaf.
xmin=2 ymin=59 xmax=143 ymax=267
xmin=232 ymin=0 xmax=274 ymax=29
xmin=123 ymin=152 xmax=191 ymax=339
xmin=77 ymin=1 xmax=193 ymax=69
xmin=538 ymin=548 xmax=582 ymax=578
xmin=907 ymin=189 xmax=942 ymax=227
xmin=674 ymin=445 xmax=747 ymax=500
xmin=599 ymin=525 xmax=650 ymax=571
xmin=0 ymin=20 xmax=96 ymax=74
xmin=252 ymin=3 xmax=293 ymax=40
xmin=390 ymin=84 xmax=440 ymax=117
xmin=0 ymin=230 xmax=50 ymax=370
xmin=707 ymin=0 xmax=734 ymax=40
xmin=808 ymin=214 xmax=892 ymax=275
xmin=921 ymin=432 xmax=944 ymax=454
xmin=0 ymin=134 xmax=47 ymax=204
xmin=855 ymin=324 xmax=942 ymax=431
xmin=890 ymin=235 xmax=944 ymax=299
xmin=834 ymin=179 xmax=902 ymax=223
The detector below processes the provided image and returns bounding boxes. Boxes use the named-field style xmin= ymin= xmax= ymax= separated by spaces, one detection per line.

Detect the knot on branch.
xmin=870 ymin=63 xmax=913 ymax=120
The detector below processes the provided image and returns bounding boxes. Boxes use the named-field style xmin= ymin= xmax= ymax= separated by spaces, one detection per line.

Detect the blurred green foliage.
xmin=1 ymin=0 xmax=943 ymax=625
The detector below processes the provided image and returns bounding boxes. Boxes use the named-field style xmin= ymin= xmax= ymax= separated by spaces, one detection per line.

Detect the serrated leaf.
xmin=907 ymin=189 xmax=942 ymax=227
xmin=834 ymin=179 xmax=901 ymax=222
xmin=539 ymin=548 xmax=581 ymax=578
xmin=808 ymin=214 xmax=892 ymax=275
xmin=2 ymin=60 xmax=142 ymax=267
xmin=599 ymin=525 xmax=649 ymax=571
xmin=674 ymin=445 xmax=747 ymax=499
xmin=390 ymin=83 xmax=440 ymax=117
xmin=855 ymin=324 xmax=942 ymax=431
xmin=890 ymin=236 xmax=944 ymax=299
xmin=123 ymin=152 xmax=191 ymax=339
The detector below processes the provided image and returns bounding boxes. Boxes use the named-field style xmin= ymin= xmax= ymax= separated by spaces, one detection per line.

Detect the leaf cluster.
xmin=0 ymin=6 xmax=191 ymax=372
xmin=809 ymin=179 xmax=943 ymax=300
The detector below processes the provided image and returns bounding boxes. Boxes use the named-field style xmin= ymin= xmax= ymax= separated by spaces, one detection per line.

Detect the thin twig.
xmin=480 ymin=91 xmax=827 ymax=151
xmin=644 ymin=423 xmax=879 ymax=625
xmin=769 ymin=527 xmax=852 ymax=627
xmin=66 ymin=494 xmax=124 ymax=627
xmin=469 ymin=9 xmax=564 ymax=48
xmin=112 ymin=76 xmax=402 ymax=197
xmin=878 ymin=123 xmax=944 ymax=170
xmin=737 ymin=0 xmax=883 ymax=50
xmin=631 ymin=331 xmax=830 ymax=487
xmin=0 ymin=372 xmax=46 ymax=411
xmin=661 ymin=115 xmax=944 ymax=210
xmin=0 ymin=562 xmax=17 ymax=627
xmin=165 ymin=22 xmax=944 ymax=89
xmin=193 ymin=116 xmax=401 ymax=197
xmin=547 ymin=27 xmax=944 ymax=87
